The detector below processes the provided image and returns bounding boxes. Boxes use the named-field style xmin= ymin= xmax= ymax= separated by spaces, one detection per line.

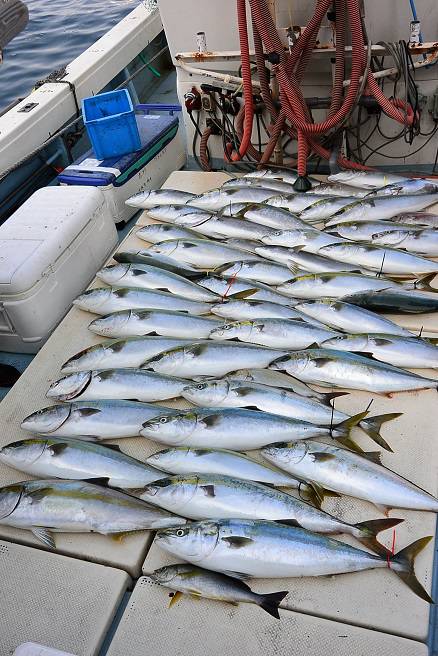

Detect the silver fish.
xmin=325 ymin=195 xmax=438 ymax=226
xmin=369 ymin=228 xmax=438 ymax=256
xmin=96 ymin=264 xmax=218 ymax=302
xmin=244 ymin=168 xmax=306 ymax=185
xmin=149 ymin=239 xmax=261 ymax=268
xmin=140 ymin=407 xmax=362 ymax=450
xmin=327 ymin=220 xmax=420 ymax=242
xmin=73 ymin=287 xmax=211 ymax=316
xmin=21 ymin=400 xmax=175 ymax=439
xmin=141 ymin=342 xmax=289 ymax=378
xmin=261 ymin=227 xmax=344 ymax=253
xmin=175 ymin=213 xmax=277 ymax=241
xmin=113 ymin=250 xmax=200 ymax=277
xmin=0 ymin=479 xmax=185 ymax=548
xmin=262 ymin=441 xmax=438 ymax=514
xmin=148 ymin=564 xmax=288 ymax=618
xmin=136 ymin=223 xmax=200 ymax=244
xmin=197 ymin=275 xmax=298 ymax=306
xmin=217 ymin=260 xmax=299 ymax=286
xmin=88 ymin=309 xmax=222 ymax=339
xmin=126 ymin=189 xmax=195 ymax=209
xmin=318 ymin=242 xmax=438 ymax=275
xmin=327 ymin=170 xmax=409 ymax=190
xmin=368 ymin=179 xmax=438 ymax=197
xmin=218 ymin=203 xmax=251 ymax=217
xmin=61 ymin=337 xmax=198 ymax=374
xmin=210 ymin=298 xmax=304 ymax=320
xmin=226 ymin=238 xmax=262 ymax=253
xmin=224 ymin=368 xmax=339 ymax=400
xmin=320 ymin=333 xmax=438 ymax=368
xmin=267 ymin=193 xmax=333 ymax=213
xmin=299 ymin=196 xmax=360 ymax=221
xmin=241 ymin=205 xmax=310 ymax=230
xmin=209 ymin=318 xmax=338 ymax=349
xmin=311 ymin=182 xmax=367 ymax=197
xmin=47 ymin=369 xmax=187 ymax=402
xmin=189 ymin=188 xmax=277 ymax=211
xmin=270 ymin=348 xmax=438 ymax=393
xmin=221 ymin=177 xmax=296 ymax=194
xmin=389 ymin=212 xmax=438 ymax=228
xmin=155 ymin=519 xmax=432 ymax=601
xmin=146 ymin=447 xmax=303 ymax=489
xmin=294 ymin=298 xmax=413 ymax=336
xmin=146 ymin=205 xmax=209 ymax=223
xmin=256 ymin=245 xmax=362 ymax=273
xmin=0 ymin=437 xmax=164 ymax=487
xmin=276 ymin=272 xmax=416 ymax=300
xmin=141 ymin=474 xmax=400 ymax=552
xmin=341 ymin=288 xmax=438 ymax=314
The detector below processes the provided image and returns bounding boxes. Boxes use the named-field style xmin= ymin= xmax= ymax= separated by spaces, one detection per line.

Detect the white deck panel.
xmin=105 ymin=576 xmax=428 ymax=656
xmin=0 ymin=539 xmax=129 ymax=656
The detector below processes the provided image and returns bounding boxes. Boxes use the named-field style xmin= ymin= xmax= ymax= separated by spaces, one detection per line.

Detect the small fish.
xmin=145 ymin=205 xmax=208 ymax=223
xmin=370 ymin=228 xmax=438 ymax=257
xmin=141 ymin=474 xmax=401 ymax=553
xmin=113 ymin=250 xmax=200 ymax=277
xmin=389 ymin=212 xmax=438 ymax=228
xmin=261 ymin=227 xmax=344 ymax=253
xmin=47 ymin=369 xmax=187 ymax=402
xmin=224 ymin=368 xmax=340 ymax=400
xmin=341 ymin=289 xmax=438 ymax=314
xmin=318 ymin=242 xmax=438 ymax=275
xmin=267 ymin=193 xmax=333 ymax=213
xmin=136 ymin=223 xmax=200 ymax=244
xmin=0 ymin=479 xmax=185 ymax=548
xmin=216 ymin=260 xmax=300 ymax=286
xmin=311 ymin=182 xmax=367 ymax=198
xmin=148 ymin=564 xmax=288 ymax=618
xmin=299 ymin=196 xmax=360 ymax=221
xmin=222 ymin=177 xmax=296 ymax=194
xmin=327 ymin=170 xmax=409 ymax=190
xmin=327 ymin=220 xmax=420 ymax=242
xmin=149 ymin=239 xmax=261 ymax=268
xmin=189 ymin=187 xmax=277 ymax=211
xmin=255 ymin=245 xmax=363 ymax=273
xmin=21 ymin=400 xmax=175 ymax=439
xmin=141 ymin=342 xmax=289 ymax=378
xmin=244 ymin=168 xmax=311 ymax=186
xmin=197 ymin=275 xmax=297 ymax=305
xmin=73 ymin=287 xmax=211 ymax=316
xmin=96 ymin=264 xmax=218 ymax=302
xmin=210 ymin=298 xmax=304 ymax=320
xmin=325 ymin=195 xmax=438 ymax=226
xmin=156 ymin=519 xmax=433 ymax=601
xmin=367 ymin=179 xmax=438 ymax=197
xmin=175 ymin=213 xmax=277 ymax=241
xmin=320 ymin=333 xmax=438 ymax=368
xmin=209 ymin=318 xmax=338 ymax=349
xmin=88 ymin=309 xmax=222 ymax=339
xmin=270 ymin=348 xmax=438 ymax=393
xmin=126 ymin=189 xmax=195 ymax=209
xmin=241 ymin=204 xmax=310 ymax=230
xmin=0 ymin=437 xmax=164 ymax=487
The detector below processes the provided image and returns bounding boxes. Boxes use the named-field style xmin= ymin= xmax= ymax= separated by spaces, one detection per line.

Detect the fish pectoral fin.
xmin=228 ymin=289 xmax=258 ymax=300
xmin=32 ymin=527 xmax=56 ymax=549
xmin=200 ymin=485 xmax=216 ymax=498
xmin=311 ymin=453 xmax=337 ymax=463
xmin=168 ymin=591 xmax=183 ymax=608
xmin=221 ymin=536 xmax=254 ymax=549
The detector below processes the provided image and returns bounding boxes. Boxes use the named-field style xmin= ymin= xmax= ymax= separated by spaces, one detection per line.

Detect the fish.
xmin=240 ymin=204 xmax=311 ymax=230
xmin=174 ymin=213 xmax=277 ymax=241
xmin=140 ymin=407 xmax=365 ymax=450
xmin=47 ymin=369 xmax=187 ymax=402
xmin=209 ymin=298 xmax=305 ymax=320
xmin=88 ymin=309 xmax=223 ymax=339
xmin=141 ymin=342 xmax=289 ymax=378
xmin=262 ymin=441 xmax=438 ymax=515
xmin=367 ymin=179 xmax=438 ymax=197
xmin=146 ymin=205 xmax=209 ymax=223
xmin=255 ymin=245 xmax=364 ymax=274
xmin=61 ymin=337 xmax=199 ymax=374
xmin=149 ymin=239 xmax=261 ymax=268
xmin=155 ymin=519 xmax=433 ymax=601
xmin=197 ymin=275 xmax=298 ymax=305
xmin=318 ymin=242 xmax=438 ymax=275
xmin=126 ymin=189 xmax=195 ymax=209
xmin=369 ymin=228 xmax=438 ymax=257
xmin=148 ymin=564 xmax=288 ymax=618
xmin=341 ymin=289 xmax=438 ymax=314
xmin=261 ymin=227 xmax=344 ymax=253
xmin=226 ymin=238 xmax=262 ymax=253
xmin=311 ymin=182 xmax=367 ymax=197
xmin=324 ymin=195 xmax=438 ymax=226
xmin=113 ymin=250 xmax=200 ymax=277
xmin=0 ymin=479 xmax=185 ymax=548
xmin=0 ymin=437 xmax=164 ymax=488
xmin=389 ymin=212 xmax=438 ymax=228
xmin=189 ymin=188 xmax=277 ymax=211
xmin=21 ymin=400 xmax=175 ymax=439
xmin=209 ymin=318 xmax=338 ymax=349
xmin=270 ymin=348 xmax=438 ymax=393
xmin=96 ymin=264 xmax=218 ymax=302
xmin=320 ymin=333 xmax=438 ymax=368
xmin=244 ymin=168 xmax=309 ymax=186
xmin=327 ymin=220 xmax=422 ymax=242
xmin=73 ymin=287 xmax=211 ymax=316
xmin=141 ymin=474 xmax=401 ymax=553
xmin=299 ymin=196 xmax=361 ymax=221
xmin=181 ymin=378 xmax=398 ymax=449
xmin=294 ymin=298 xmax=413 ymax=336
xmin=221 ymin=177 xmax=296 ymax=194
xmin=146 ymin=447 xmax=305 ymax=489
xmin=216 ymin=260 xmax=300 ymax=286
xmin=327 ymin=170 xmax=409 ymax=190
xmin=218 ymin=203 xmax=251 ymax=217
xmin=136 ymin=223 xmax=201 ymax=244
xmin=267 ymin=193 xmax=333 ymax=213
xmin=224 ymin=368 xmax=342 ymax=400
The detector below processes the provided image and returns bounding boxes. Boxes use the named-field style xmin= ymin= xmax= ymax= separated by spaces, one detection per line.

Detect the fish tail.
xmin=413 ymin=272 xmax=437 ymax=292
xmin=331 ymin=410 xmax=369 ymax=452
xmin=359 ymin=413 xmax=402 ymax=452
xmin=301 ymin=482 xmax=340 ymax=509
xmin=353 ymin=517 xmax=404 ymax=555
xmin=391 ymin=536 xmax=434 ymax=603
xmin=257 ymin=590 xmax=288 ymax=619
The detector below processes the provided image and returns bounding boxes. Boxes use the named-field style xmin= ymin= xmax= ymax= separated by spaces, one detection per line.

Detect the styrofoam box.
xmin=0 ymin=186 xmax=118 ymax=353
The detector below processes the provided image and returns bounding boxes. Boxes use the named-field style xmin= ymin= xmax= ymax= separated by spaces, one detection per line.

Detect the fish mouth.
xmin=46 ymin=371 xmax=92 ymax=401
xmin=89 ymin=311 xmax=132 ymax=336
xmin=97 ymin=265 xmax=128 ymax=285
xmin=73 ymin=288 xmax=111 ymax=311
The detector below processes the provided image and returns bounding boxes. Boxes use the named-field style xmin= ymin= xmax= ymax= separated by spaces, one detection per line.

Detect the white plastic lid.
xmin=14 ymin=643 xmax=77 ymax=656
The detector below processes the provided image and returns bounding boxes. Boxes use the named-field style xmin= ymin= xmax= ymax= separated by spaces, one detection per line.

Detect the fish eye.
xmin=159 ymin=417 xmax=168 ymax=424
xmin=176 ymin=529 xmax=185 ymax=537
xmin=274 ymin=231 xmax=282 ymax=236
xmin=196 ymin=383 xmax=207 ymax=390
xmin=223 ymin=324 xmax=232 ymax=330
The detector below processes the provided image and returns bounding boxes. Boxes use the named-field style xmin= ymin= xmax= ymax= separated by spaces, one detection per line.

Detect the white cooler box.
xmin=0 ymin=186 xmax=118 ymax=353
xmin=58 ymin=107 xmax=186 ymax=223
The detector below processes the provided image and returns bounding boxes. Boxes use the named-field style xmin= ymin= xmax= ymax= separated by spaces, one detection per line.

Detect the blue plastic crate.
xmin=82 ymin=90 xmax=141 ymax=160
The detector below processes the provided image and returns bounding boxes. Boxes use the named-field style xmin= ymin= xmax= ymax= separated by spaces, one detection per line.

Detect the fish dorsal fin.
xmin=361 ymin=451 xmax=383 ymax=465
xmin=32 ymin=527 xmax=56 ymax=549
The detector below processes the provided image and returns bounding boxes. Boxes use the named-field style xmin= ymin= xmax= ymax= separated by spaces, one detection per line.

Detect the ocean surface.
xmin=0 ymin=0 xmax=141 ymax=111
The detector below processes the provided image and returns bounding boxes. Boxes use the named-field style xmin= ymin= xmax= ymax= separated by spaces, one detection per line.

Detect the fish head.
xmin=148 ymin=565 xmax=181 ymax=584
xmin=182 ymin=380 xmax=230 ymax=405
xmin=155 ymin=520 xmax=219 ymax=561
xmin=209 ymin=320 xmax=254 ymax=342
xmin=262 ymin=441 xmax=308 ymax=467
xmin=128 ymin=190 xmax=152 ymax=208
xmin=46 ymin=371 xmax=92 ymax=401
xmin=140 ymin=475 xmax=198 ymax=508
xmin=145 ymin=447 xmax=187 ymax=471
xmin=21 ymin=404 xmax=71 ymax=434
xmin=97 ymin=264 xmax=129 ymax=285
xmin=61 ymin=344 xmax=106 ymax=373
xmin=73 ymin=288 xmax=113 ymax=312
xmin=0 ymin=438 xmax=47 ymax=468
xmin=141 ymin=345 xmax=186 ymax=374
xmin=269 ymin=351 xmax=309 ymax=375
xmin=148 ymin=241 xmax=178 ymax=257
xmin=141 ymin=411 xmax=197 ymax=443
xmin=88 ymin=311 xmax=132 ymax=336
xmin=321 ymin=333 xmax=370 ymax=352
xmin=0 ymin=483 xmax=23 ymax=520
xmin=265 ymin=194 xmax=285 ymax=208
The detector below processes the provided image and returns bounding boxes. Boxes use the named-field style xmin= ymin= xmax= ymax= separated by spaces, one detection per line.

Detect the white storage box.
xmin=0 ymin=186 xmax=118 ymax=353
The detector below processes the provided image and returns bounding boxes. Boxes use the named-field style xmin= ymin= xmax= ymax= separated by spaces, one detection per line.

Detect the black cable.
xmin=188 ymin=110 xmax=205 ymax=170
xmin=362 ymin=124 xmax=438 ymax=163
xmin=432 ymin=143 xmax=438 ymax=174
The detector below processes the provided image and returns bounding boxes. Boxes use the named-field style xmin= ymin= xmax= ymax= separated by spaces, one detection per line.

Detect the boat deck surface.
xmin=0 ymin=171 xmax=436 ymax=655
